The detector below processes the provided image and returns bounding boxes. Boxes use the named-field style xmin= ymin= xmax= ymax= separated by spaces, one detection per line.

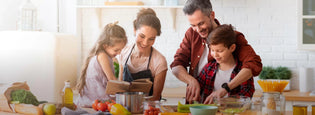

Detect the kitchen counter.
xmin=0 ymin=107 xmax=312 ymax=115
xmin=162 ymin=87 xmax=315 ymax=102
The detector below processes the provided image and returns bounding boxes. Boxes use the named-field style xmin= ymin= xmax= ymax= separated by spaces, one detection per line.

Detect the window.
xmin=298 ymin=0 xmax=315 ymax=50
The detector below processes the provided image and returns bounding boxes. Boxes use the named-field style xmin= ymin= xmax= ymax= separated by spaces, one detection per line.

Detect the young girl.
xmin=75 ymin=22 xmax=127 ymax=107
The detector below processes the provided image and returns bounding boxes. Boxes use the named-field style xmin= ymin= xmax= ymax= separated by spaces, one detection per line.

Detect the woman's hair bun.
xmin=136 ymin=8 xmax=156 ymax=19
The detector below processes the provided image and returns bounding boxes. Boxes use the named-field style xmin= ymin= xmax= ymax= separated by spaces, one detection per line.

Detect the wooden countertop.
xmin=1 ymin=110 xmax=311 ymax=115
xmin=253 ymin=90 xmax=315 ymax=102
xmin=162 ymin=87 xmax=186 ymax=98
xmin=162 ymin=87 xmax=315 ymax=102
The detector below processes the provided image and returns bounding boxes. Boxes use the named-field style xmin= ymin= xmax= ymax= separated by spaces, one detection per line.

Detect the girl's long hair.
xmin=76 ymin=22 xmax=127 ymax=94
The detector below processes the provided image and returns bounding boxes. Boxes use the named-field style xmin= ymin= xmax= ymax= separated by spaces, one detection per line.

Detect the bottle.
xmin=62 ymin=80 xmax=75 ymax=110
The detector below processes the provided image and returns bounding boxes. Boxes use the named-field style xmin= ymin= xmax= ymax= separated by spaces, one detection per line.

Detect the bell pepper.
xmin=110 ymin=103 xmax=131 ymax=115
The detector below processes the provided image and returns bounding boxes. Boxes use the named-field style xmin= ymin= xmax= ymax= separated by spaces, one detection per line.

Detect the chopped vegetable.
xmin=11 ymin=89 xmax=39 ymax=106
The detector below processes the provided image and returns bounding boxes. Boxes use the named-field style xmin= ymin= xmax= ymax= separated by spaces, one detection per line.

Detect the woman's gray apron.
xmin=123 ymin=45 xmax=154 ymax=96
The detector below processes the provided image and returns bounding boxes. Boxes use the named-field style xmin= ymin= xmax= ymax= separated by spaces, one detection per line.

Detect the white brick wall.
xmin=79 ymin=0 xmax=315 ymax=90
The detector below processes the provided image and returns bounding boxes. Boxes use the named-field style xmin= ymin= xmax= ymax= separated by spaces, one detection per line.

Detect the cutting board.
xmin=104 ymin=1 xmax=144 ymax=6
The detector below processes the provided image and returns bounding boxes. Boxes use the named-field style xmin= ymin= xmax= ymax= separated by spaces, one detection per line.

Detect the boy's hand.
xmin=203 ymin=88 xmax=227 ymax=104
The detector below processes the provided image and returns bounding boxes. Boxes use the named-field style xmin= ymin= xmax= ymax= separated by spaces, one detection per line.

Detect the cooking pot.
xmin=115 ymin=92 xmax=151 ymax=114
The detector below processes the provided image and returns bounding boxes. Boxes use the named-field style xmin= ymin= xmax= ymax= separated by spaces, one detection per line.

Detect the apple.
xmin=43 ymin=104 xmax=56 ymax=115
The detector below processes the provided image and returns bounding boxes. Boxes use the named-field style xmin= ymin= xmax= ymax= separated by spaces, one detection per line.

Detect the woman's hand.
xmin=203 ymin=88 xmax=227 ymax=104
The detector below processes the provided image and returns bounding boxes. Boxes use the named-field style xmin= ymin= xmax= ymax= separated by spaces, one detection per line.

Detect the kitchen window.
xmin=298 ymin=0 xmax=315 ymax=50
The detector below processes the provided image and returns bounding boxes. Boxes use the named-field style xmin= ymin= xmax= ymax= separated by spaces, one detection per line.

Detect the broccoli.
xmin=11 ymin=89 xmax=39 ymax=106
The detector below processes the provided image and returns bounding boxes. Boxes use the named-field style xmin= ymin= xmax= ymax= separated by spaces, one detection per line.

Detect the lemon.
xmin=10 ymin=101 xmax=20 ymax=104
xmin=43 ymin=104 xmax=56 ymax=115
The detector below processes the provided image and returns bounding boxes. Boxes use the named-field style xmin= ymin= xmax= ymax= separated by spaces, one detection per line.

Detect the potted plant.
xmin=274 ymin=66 xmax=292 ymax=90
xmin=258 ymin=66 xmax=292 ymax=90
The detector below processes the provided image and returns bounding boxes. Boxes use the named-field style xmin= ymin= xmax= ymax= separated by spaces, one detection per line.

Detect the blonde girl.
xmin=75 ymin=22 xmax=127 ymax=107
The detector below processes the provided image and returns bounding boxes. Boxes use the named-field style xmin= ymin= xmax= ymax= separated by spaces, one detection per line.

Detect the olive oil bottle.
xmin=62 ymin=80 xmax=75 ymax=110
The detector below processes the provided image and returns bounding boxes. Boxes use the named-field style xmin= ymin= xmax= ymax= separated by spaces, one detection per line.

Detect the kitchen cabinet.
xmin=298 ymin=0 xmax=315 ymax=50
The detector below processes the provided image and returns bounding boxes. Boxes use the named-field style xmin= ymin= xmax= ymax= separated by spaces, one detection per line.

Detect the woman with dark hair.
xmin=118 ymin=8 xmax=167 ymax=101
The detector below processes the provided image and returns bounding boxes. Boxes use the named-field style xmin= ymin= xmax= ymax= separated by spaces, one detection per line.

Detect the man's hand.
xmin=203 ymin=88 xmax=227 ymax=104
xmin=186 ymin=78 xmax=200 ymax=104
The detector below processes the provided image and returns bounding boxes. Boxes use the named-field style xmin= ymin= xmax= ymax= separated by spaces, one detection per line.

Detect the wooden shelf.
xmin=253 ymin=90 xmax=315 ymax=102
xmin=76 ymin=5 xmax=183 ymax=30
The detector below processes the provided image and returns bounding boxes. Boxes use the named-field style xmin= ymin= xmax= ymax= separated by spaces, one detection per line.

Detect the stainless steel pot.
xmin=115 ymin=92 xmax=149 ymax=114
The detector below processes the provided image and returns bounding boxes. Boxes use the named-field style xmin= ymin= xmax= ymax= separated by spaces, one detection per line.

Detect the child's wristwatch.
xmin=221 ymin=83 xmax=231 ymax=92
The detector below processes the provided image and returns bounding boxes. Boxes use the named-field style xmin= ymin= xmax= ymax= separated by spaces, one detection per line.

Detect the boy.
xmin=198 ymin=24 xmax=255 ymax=104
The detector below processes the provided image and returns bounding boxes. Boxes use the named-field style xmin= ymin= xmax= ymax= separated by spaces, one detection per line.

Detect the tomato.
xmin=92 ymin=100 xmax=99 ymax=111
xmin=110 ymin=99 xmax=116 ymax=103
xmin=97 ymin=102 xmax=107 ymax=112
xmin=148 ymin=111 xmax=153 ymax=115
xmin=107 ymin=103 xmax=115 ymax=112
xmin=153 ymin=110 xmax=158 ymax=115
xmin=144 ymin=110 xmax=149 ymax=115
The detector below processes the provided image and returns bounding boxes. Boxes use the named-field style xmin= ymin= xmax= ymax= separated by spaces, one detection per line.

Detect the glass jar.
xmin=293 ymin=105 xmax=307 ymax=115
xmin=143 ymin=101 xmax=161 ymax=115
xmin=312 ymin=105 xmax=315 ymax=115
xmin=261 ymin=92 xmax=285 ymax=115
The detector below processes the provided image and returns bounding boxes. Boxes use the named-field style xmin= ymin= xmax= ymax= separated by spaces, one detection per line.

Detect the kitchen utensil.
xmin=115 ymin=92 xmax=149 ymax=114
xmin=189 ymin=105 xmax=218 ymax=115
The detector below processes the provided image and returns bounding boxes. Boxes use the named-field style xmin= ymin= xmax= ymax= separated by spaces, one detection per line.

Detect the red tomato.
xmin=105 ymin=101 xmax=110 ymax=105
xmin=144 ymin=110 xmax=149 ymax=115
xmin=107 ymin=103 xmax=115 ymax=112
xmin=110 ymin=99 xmax=116 ymax=103
xmin=92 ymin=100 xmax=99 ymax=111
xmin=153 ymin=110 xmax=158 ymax=115
xmin=97 ymin=102 xmax=107 ymax=112
xmin=148 ymin=111 xmax=153 ymax=115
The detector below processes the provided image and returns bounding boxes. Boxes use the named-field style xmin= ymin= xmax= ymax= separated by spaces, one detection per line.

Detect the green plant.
xmin=259 ymin=66 xmax=275 ymax=79
xmin=274 ymin=66 xmax=292 ymax=79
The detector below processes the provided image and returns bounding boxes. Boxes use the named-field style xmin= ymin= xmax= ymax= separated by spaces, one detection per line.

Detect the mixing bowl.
xmin=189 ymin=105 xmax=218 ymax=115
xmin=216 ymin=96 xmax=251 ymax=115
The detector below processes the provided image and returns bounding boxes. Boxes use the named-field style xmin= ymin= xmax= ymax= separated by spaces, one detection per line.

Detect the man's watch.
xmin=221 ymin=83 xmax=231 ymax=92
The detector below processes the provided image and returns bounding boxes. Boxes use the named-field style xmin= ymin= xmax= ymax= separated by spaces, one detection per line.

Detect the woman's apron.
xmin=123 ymin=45 xmax=154 ymax=96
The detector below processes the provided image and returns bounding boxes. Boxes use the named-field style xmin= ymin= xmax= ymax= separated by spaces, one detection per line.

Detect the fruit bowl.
xmin=215 ymin=96 xmax=251 ymax=115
